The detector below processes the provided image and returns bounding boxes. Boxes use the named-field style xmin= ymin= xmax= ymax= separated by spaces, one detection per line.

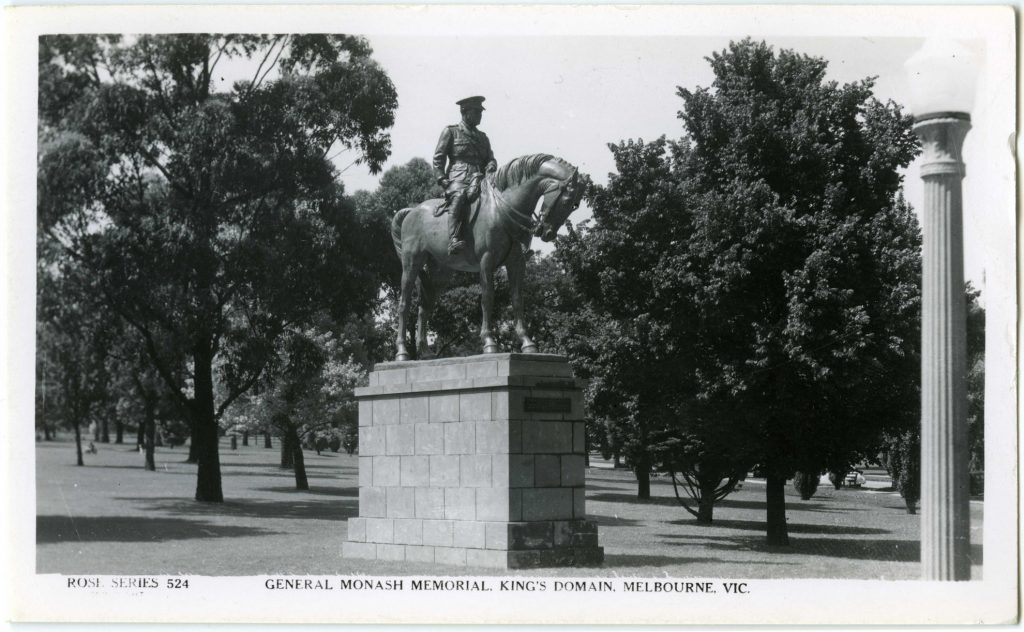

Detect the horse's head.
xmin=535 ymin=161 xmax=584 ymax=242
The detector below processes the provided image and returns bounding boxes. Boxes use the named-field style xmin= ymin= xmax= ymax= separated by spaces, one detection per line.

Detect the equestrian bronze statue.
xmin=391 ymin=153 xmax=583 ymax=361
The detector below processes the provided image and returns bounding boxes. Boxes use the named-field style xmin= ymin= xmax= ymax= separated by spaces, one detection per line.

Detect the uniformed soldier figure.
xmin=433 ymin=96 xmax=498 ymax=255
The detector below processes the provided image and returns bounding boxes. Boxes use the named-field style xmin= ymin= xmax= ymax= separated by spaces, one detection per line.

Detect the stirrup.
xmin=448 ymin=239 xmax=467 ymax=255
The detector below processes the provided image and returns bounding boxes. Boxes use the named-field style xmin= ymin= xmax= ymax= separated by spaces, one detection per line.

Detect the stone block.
xmin=453 ymin=521 xmax=486 ymax=549
xmin=561 ymin=454 xmax=586 ymax=487
xmin=409 ymin=363 xmax=466 ymax=382
xmin=393 ymin=518 xmax=424 ymax=545
xmin=359 ymin=486 xmax=386 ymax=518
xmin=460 ymin=454 xmax=492 ymax=487
xmin=422 ymin=520 xmax=454 ymax=547
xmin=534 ymin=454 xmax=561 ymax=487
xmin=386 ymin=425 xmax=415 ymax=456
xmin=405 ymin=545 xmax=436 ymax=563
xmin=567 ymin=390 xmax=585 ymax=421
xmin=509 ymin=421 xmax=522 ymax=453
xmin=359 ymin=427 xmax=384 ymax=457
xmin=359 ymin=400 xmax=372 ymax=426
xmin=372 ymin=455 xmax=400 ymax=487
xmin=386 ymin=487 xmax=415 ymax=518
xmin=510 ymin=488 xmax=523 ymax=521
xmin=521 ymin=421 xmax=572 ymax=454
xmin=574 ymin=487 xmax=586 ymax=518
xmin=372 ymin=397 xmax=401 ymax=425
xmin=512 ymin=443 xmax=541 ymax=476
xmin=415 ymin=424 xmax=444 ymax=455
xmin=358 ymin=457 xmax=373 ymax=487
xmin=508 ymin=521 xmax=554 ymax=550
xmin=507 ymin=360 xmax=573 ymax=377
xmin=400 ymin=456 xmax=430 ymax=487
xmin=429 ymin=455 xmax=460 ymax=487
xmin=377 ymin=369 xmax=408 ymax=385
xmin=444 ymin=487 xmax=476 ymax=520
xmin=521 ymin=488 xmax=573 ymax=521
xmin=475 ymin=421 xmax=509 ymax=455
xmin=400 ymin=396 xmax=429 ymax=424
xmin=376 ymin=543 xmax=406 ymax=561
xmin=415 ymin=487 xmax=445 ymax=519
xmin=365 ymin=518 xmax=394 ymax=543
xmin=467 ymin=548 xmax=507 ymax=568
xmin=485 ymin=522 xmax=509 ymax=550
xmin=553 ymin=521 xmax=572 ymax=547
xmin=434 ymin=546 xmax=468 ymax=566
xmin=491 ymin=390 xmax=510 ymax=420
xmin=460 ymin=392 xmax=492 ymax=422
xmin=444 ymin=422 xmax=475 ymax=455
xmin=572 ymin=422 xmax=586 ymax=454
xmin=466 ymin=360 xmax=498 ymax=378
xmin=476 ymin=487 xmax=511 ymax=521
xmin=491 ymin=456 xmax=509 ymax=488
xmin=347 ymin=517 xmax=366 ymax=542
xmin=429 ymin=394 xmax=460 ymax=422
xmin=342 ymin=541 xmax=376 ymax=560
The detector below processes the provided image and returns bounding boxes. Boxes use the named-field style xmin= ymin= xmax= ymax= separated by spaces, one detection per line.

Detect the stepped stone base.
xmin=343 ymin=353 xmax=603 ymax=568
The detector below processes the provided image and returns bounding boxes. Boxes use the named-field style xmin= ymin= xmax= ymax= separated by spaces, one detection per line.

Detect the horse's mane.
xmin=494 ymin=153 xmax=571 ymax=191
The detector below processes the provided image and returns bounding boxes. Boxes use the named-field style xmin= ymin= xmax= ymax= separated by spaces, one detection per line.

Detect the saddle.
xmin=432 ymin=177 xmax=489 ymax=225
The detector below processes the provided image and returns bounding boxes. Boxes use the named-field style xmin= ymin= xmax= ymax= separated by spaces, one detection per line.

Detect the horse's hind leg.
xmin=506 ymin=248 xmax=538 ymax=353
xmin=396 ymin=250 xmax=423 ymax=361
xmin=478 ymin=252 xmax=500 ymax=354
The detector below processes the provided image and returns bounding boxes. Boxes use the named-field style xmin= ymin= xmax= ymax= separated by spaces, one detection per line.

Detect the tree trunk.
xmin=288 ymin=424 xmax=309 ymax=491
xmin=192 ymin=344 xmax=223 ymax=502
xmin=242 ymin=430 xmax=249 ymax=447
xmin=230 ymin=435 xmax=238 ymax=450
xmin=264 ymin=432 xmax=272 ymax=449
xmin=73 ymin=419 xmax=84 ymax=466
xmin=280 ymin=431 xmax=294 ymax=469
xmin=144 ymin=397 xmax=156 ymax=472
xmin=697 ymin=477 xmax=717 ymax=524
xmin=101 ymin=417 xmax=110 ymax=443
xmin=634 ymin=456 xmax=651 ymax=500
xmin=114 ymin=418 xmax=124 ymax=444
xmin=766 ymin=474 xmax=789 ymax=545
xmin=137 ymin=422 xmax=144 ymax=448
xmin=613 ymin=452 xmax=621 ymax=469
xmin=44 ymin=425 xmax=52 ymax=441
xmin=93 ymin=422 xmax=100 ymax=442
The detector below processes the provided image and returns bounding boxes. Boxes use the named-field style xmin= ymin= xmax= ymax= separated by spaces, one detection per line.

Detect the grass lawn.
xmin=35 ymin=437 xmax=983 ymax=578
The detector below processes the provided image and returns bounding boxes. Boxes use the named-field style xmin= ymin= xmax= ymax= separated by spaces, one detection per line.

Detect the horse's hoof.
xmin=483 ymin=344 xmax=500 ymax=354
xmin=521 ymin=344 xmax=538 ymax=354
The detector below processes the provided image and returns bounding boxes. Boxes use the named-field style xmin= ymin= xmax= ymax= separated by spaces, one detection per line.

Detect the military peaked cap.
xmin=456 ymin=96 xmax=486 ymax=110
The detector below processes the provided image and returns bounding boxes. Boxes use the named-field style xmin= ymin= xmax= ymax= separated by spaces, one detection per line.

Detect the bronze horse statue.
xmin=390 ymin=154 xmax=583 ymax=361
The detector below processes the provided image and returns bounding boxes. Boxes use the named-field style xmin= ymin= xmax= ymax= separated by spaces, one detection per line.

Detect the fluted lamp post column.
xmin=905 ymin=39 xmax=977 ymax=581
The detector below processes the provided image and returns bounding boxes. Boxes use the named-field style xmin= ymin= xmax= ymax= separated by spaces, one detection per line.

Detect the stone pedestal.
xmin=342 ymin=353 xmax=603 ymax=568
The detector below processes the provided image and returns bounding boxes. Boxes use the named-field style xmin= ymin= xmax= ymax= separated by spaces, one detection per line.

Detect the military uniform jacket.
xmin=433 ymin=122 xmax=497 ymax=188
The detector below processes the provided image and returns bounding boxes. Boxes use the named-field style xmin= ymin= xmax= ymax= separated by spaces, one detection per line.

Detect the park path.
xmin=35 ymin=439 xmax=983 ymax=578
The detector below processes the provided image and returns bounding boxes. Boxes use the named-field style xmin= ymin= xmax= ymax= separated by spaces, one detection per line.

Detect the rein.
xmin=487 ymin=180 xmax=539 ymax=246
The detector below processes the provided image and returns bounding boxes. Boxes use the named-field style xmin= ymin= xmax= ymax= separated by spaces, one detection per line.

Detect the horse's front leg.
xmin=478 ymin=252 xmax=499 ymax=354
xmin=506 ymin=248 xmax=537 ymax=353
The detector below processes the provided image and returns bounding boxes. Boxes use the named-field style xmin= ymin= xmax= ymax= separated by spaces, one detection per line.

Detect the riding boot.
xmin=447 ymin=195 xmax=468 ymax=255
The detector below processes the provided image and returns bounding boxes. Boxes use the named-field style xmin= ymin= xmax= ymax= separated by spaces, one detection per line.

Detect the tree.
xmin=38 ymin=35 xmax=397 ymax=501
xmin=564 ymin=40 xmax=922 ymax=541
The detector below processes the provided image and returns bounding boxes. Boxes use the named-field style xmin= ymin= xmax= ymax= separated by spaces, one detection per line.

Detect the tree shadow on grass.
xmin=589 ymin=514 xmax=646 ymax=528
xmin=115 ymin=496 xmax=359 ymax=521
xmin=603 ymin=553 xmax=798 ymax=568
xmin=660 ymin=533 xmax=983 ymax=564
xmin=37 ymin=515 xmax=275 ymax=544
xmin=589 ymin=492 xmax=844 ymax=516
xmin=666 ymin=518 xmax=890 ymax=535
xmin=252 ymin=486 xmax=357 ymax=497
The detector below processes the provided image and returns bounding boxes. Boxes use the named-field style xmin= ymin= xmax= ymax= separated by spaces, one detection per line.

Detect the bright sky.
xmin=333 ymin=34 xmax=1012 ymax=296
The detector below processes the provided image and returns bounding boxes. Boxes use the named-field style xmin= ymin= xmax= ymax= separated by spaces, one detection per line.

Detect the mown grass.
xmin=35 ymin=437 xmax=983 ymax=578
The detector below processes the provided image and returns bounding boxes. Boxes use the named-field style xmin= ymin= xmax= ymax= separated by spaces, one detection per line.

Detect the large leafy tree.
xmin=565 ymin=40 xmax=922 ymax=542
xmin=37 ymin=34 xmax=397 ymax=501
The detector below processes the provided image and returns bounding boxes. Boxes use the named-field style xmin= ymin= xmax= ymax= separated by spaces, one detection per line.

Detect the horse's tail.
xmin=391 ymin=207 xmax=413 ymax=257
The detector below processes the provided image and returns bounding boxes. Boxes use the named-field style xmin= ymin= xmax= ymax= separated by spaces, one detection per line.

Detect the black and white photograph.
xmin=2 ymin=3 xmax=1017 ymax=625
